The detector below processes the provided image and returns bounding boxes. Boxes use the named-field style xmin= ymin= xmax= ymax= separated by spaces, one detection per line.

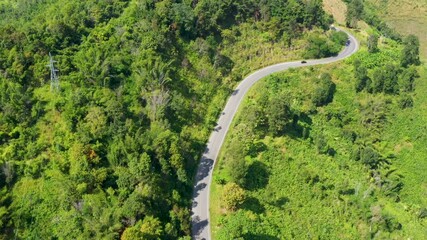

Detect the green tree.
xmin=330 ymin=30 xmax=349 ymax=46
xmin=315 ymin=133 xmax=329 ymax=154
xmin=401 ymin=34 xmax=420 ymax=67
xmin=360 ymin=147 xmax=380 ymax=169
xmin=371 ymin=68 xmax=385 ymax=93
xmin=227 ymin=153 xmax=248 ymax=187
xmin=383 ymin=64 xmax=399 ymax=94
xmin=367 ymin=34 xmax=379 ymax=53
xmin=354 ymin=60 xmax=370 ymax=92
xmin=399 ymin=66 xmax=419 ymax=92
xmin=304 ymin=35 xmax=340 ymax=58
xmin=140 ymin=216 xmax=163 ymax=239
xmin=312 ymin=73 xmax=336 ymax=106
xmin=346 ymin=0 xmax=364 ymax=28
xmin=398 ymin=94 xmax=414 ymax=109
xmin=266 ymin=96 xmax=292 ymax=135
xmin=222 ymin=182 xmax=246 ymax=211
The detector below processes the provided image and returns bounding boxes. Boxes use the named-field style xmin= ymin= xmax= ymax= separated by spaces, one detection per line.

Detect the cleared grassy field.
xmin=367 ymin=0 xmax=427 ymax=58
xmin=368 ymin=0 xmax=427 ymax=231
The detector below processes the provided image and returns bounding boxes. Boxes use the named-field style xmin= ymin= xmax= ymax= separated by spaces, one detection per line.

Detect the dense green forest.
xmin=211 ymin=0 xmax=426 ymax=239
xmin=0 ymin=0 xmax=342 ymax=239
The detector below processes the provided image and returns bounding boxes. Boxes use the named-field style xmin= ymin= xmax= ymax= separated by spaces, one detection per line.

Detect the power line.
xmin=47 ymin=52 xmax=59 ymax=91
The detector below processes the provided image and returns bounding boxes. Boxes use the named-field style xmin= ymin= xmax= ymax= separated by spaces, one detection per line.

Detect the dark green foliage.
xmin=399 ymin=67 xmax=419 ymax=92
xmin=401 ymin=34 xmax=421 ymax=67
xmin=362 ymin=7 xmax=401 ymax=41
xmin=354 ymin=59 xmax=370 ymax=92
xmin=227 ymin=156 xmax=248 ymax=187
xmin=371 ymin=68 xmax=386 ymax=93
xmin=304 ymin=34 xmax=343 ymax=59
xmin=346 ymin=0 xmax=364 ymax=28
xmin=369 ymin=65 xmax=399 ymax=94
xmin=266 ymin=96 xmax=292 ymax=135
xmin=367 ymin=34 xmax=379 ymax=53
xmin=315 ymin=133 xmax=329 ymax=154
xmin=398 ymin=95 xmax=414 ymax=109
xmin=245 ymin=161 xmax=270 ymax=191
xmin=312 ymin=73 xmax=336 ymax=106
xmin=419 ymin=208 xmax=427 ymax=219
xmin=360 ymin=147 xmax=381 ymax=168
xmin=330 ymin=31 xmax=349 ymax=46
xmin=360 ymin=98 xmax=388 ymax=136
xmin=383 ymin=64 xmax=399 ymax=94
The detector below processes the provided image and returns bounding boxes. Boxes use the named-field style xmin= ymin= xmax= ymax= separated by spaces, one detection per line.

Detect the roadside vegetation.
xmin=211 ymin=1 xmax=426 ymax=238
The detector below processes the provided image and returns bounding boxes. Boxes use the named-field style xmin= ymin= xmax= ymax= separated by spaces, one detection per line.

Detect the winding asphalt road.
xmin=191 ymin=29 xmax=359 ymax=240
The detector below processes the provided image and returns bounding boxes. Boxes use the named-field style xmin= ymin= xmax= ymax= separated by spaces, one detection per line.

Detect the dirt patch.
xmin=394 ymin=141 xmax=414 ymax=154
xmin=367 ymin=0 xmax=427 ymax=59
xmin=323 ymin=0 xmax=347 ymax=25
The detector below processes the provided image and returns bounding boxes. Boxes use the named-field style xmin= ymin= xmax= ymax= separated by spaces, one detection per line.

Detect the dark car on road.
xmin=346 ymin=39 xmax=351 ymax=46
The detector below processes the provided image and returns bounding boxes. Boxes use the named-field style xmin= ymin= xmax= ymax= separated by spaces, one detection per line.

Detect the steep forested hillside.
xmin=0 ymin=0 xmax=335 ymax=239
xmin=211 ymin=0 xmax=426 ymax=239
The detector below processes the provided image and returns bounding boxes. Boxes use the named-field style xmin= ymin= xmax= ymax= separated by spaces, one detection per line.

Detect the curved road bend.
xmin=191 ymin=29 xmax=359 ymax=240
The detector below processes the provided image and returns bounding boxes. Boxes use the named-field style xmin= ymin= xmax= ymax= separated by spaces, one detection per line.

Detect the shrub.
xmin=398 ymin=95 xmax=413 ymax=109
xmin=367 ymin=34 xmax=379 ymax=53
xmin=304 ymin=34 xmax=340 ymax=59
xmin=227 ymin=156 xmax=248 ymax=187
xmin=312 ymin=73 xmax=335 ymax=106
xmin=330 ymin=31 xmax=348 ymax=45
xmin=399 ymin=66 xmax=419 ymax=92
xmin=266 ymin=96 xmax=292 ymax=135
xmin=401 ymin=34 xmax=421 ymax=67
xmin=360 ymin=147 xmax=381 ymax=169
xmin=221 ymin=182 xmax=245 ymax=211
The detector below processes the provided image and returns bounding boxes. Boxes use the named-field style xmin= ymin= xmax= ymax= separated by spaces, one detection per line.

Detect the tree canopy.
xmin=0 ymin=0 xmax=334 ymax=239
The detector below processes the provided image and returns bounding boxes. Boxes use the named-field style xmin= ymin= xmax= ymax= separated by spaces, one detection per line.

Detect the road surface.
xmin=191 ymin=29 xmax=359 ymax=240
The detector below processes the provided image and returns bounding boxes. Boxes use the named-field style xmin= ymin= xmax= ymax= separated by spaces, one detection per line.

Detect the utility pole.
xmin=47 ymin=52 xmax=59 ymax=91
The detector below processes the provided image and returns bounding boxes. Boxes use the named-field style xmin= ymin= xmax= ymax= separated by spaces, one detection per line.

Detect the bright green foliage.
xmin=221 ymin=182 xmax=246 ymax=211
xmin=121 ymin=216 xmax=163 ymax=240
xmin=211 ymin=30 xmax=425 ymax=238
xmin=0 ymin=0 xmax=334 ymax=238
xmin=140 ymin=216 xmax=163 ymax=239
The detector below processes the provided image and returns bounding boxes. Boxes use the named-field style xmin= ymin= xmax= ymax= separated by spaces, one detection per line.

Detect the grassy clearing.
xmin=367 ymin=0 xmax=427 ymax=57
xmin=323 ymin=0 xmax=347 ymax=25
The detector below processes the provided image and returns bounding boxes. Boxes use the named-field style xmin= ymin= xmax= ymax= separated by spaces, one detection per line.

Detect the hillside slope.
xmin=0 ymin=0 xmax=335 ymax=239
